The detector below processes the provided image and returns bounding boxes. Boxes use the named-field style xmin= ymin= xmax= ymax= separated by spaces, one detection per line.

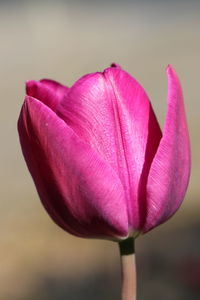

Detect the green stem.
xmin=119 ymin=238 xmax=136 ymax=300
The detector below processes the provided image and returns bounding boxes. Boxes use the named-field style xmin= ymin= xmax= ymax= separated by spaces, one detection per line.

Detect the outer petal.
xmin=57 ymin=65 xmax=162 ymax=231
xmin=144 ymin=65 xmax=191 ymax=232
xmin=26 ymin=79 xmax=68 ymax=111
xmin=18 ymin=96 xmax=128 ymax=239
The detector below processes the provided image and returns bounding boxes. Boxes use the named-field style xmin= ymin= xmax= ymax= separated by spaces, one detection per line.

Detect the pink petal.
xmin=144 ymin=65 xmax=191 ymax=232
xmin=57 ymin=65 xmax=162 ymax=230
xmin=18 ymin=96 xmax=128 ymax=239
xmin=26 ymin=79 xmax=68 ymax=111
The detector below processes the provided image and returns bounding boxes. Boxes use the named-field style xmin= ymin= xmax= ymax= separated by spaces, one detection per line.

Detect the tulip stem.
xmin=119 ymin=238 xmax=136 ymax=300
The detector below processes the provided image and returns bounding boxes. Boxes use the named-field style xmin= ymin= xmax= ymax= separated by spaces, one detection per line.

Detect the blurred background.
xmin=0 ymin=0 xmax=200 ymax=299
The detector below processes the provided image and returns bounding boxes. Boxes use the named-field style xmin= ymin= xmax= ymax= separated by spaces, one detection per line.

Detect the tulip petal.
xmin=26 ymin=79 xmax=68 ymax=111
xmin=144 ymin=65 xmax=191 ymax=232
xmin=57 ymin=65 xmax=162 ymax=230
xmin=18 ymin=96 xmax=128 ymax=239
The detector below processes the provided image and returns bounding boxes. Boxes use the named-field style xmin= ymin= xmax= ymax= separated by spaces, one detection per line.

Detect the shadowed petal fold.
xmin=18 ymin=96 xmax=128 ymax=239
xmin=144 ymin=65 xmax=191 ymax=232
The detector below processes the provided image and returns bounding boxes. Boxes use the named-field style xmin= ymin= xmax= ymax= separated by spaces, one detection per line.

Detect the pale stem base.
xmin=119 ymin=238 xmax=136 ymax=300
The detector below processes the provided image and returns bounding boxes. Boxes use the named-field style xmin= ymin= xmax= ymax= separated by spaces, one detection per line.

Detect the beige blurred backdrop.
xmin=0 ymin=0 xmax=200 ymax=299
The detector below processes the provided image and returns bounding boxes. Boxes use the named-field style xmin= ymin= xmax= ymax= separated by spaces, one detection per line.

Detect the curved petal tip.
xmin=144 ymin=65 xmax=191 ymax=232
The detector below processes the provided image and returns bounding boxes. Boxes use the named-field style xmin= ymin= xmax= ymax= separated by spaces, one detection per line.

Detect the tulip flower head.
xmin=18 ymin=64 xmax=191 ymax=241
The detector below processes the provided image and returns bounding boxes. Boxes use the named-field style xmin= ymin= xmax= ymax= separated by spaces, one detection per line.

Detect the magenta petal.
xmin=57 ymin=67 xmax=161 ymax=230
xmin=26 ymin=79 xmax=68 ymax=111
xmin=40 ymin=79 xmax=69 ymax=97
xmin=144 ymin=65 xmax=191 ymax=232
xmin=18 ymin=96 xmax=128 ymax=239
xmin=104 ymin=67 xmax=162 ymax=230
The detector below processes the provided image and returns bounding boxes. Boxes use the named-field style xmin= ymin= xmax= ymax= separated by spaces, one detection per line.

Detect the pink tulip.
xmin=18 ymin=64 xmax=191 ymax=240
